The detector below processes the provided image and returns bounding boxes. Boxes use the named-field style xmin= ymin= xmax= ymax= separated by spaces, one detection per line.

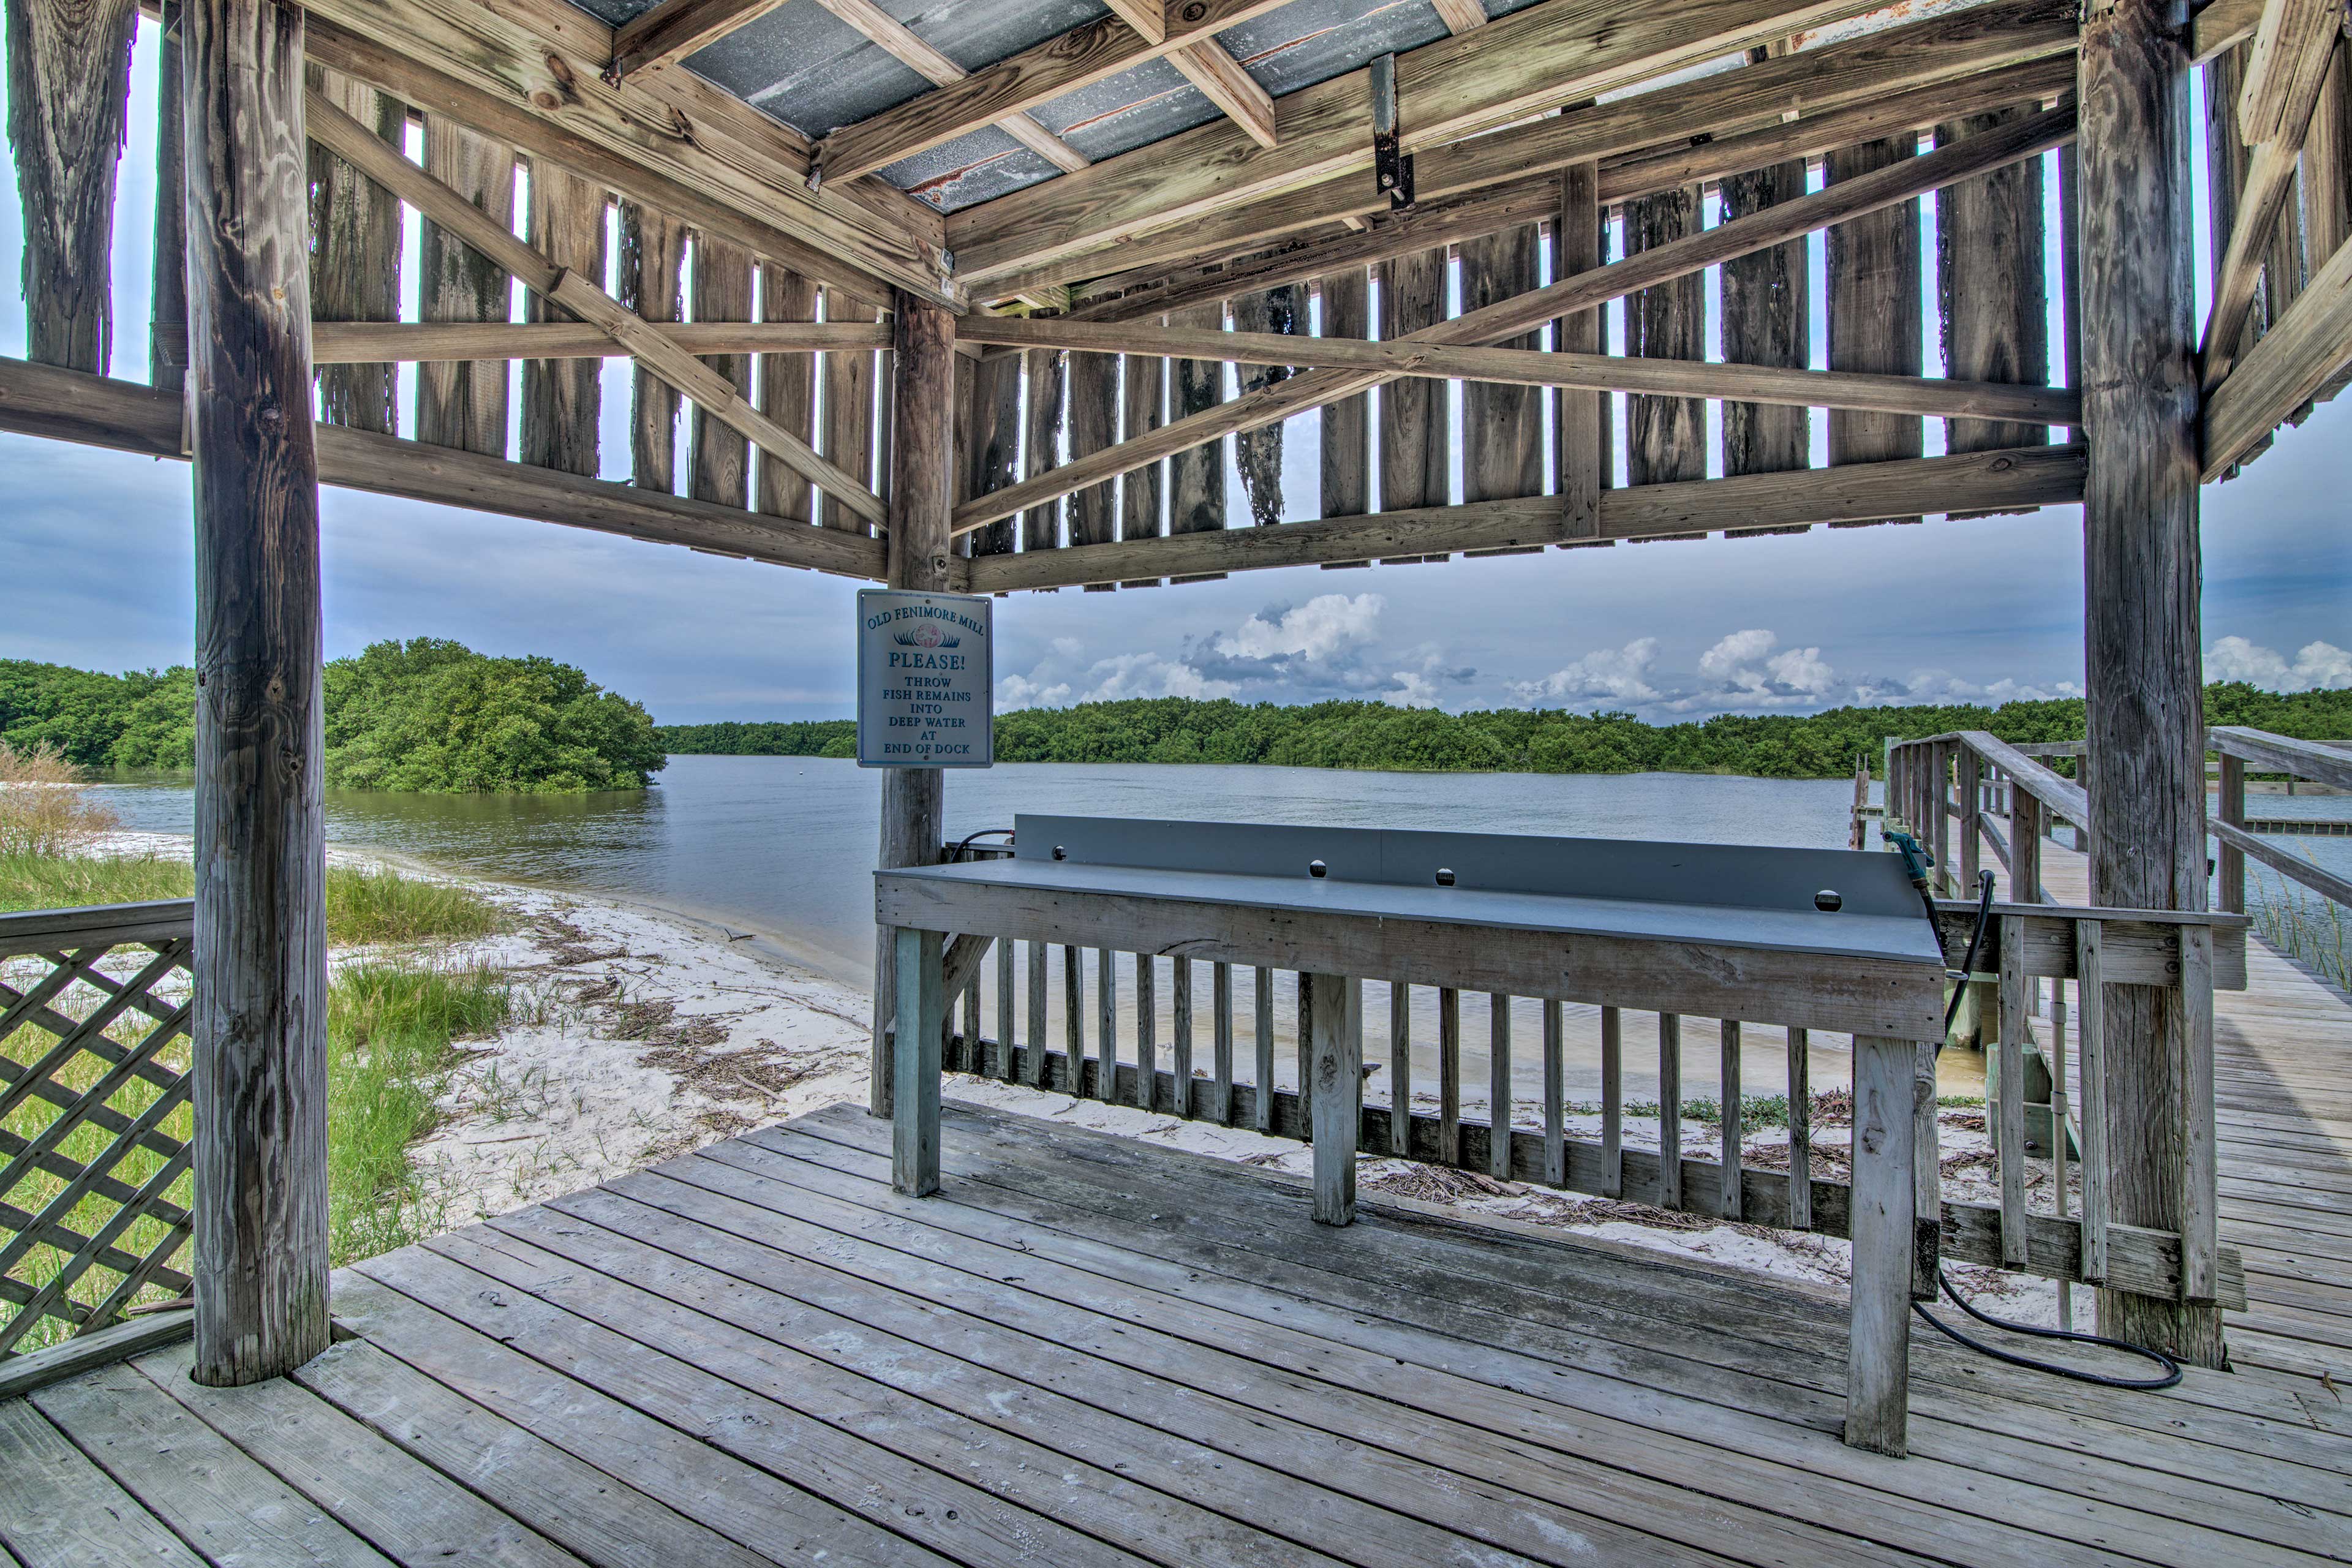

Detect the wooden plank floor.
xmin=2033 ymin=835 xmax=2352 ymax=1385
xmin=7 ymin=1096 xmax=2351 ymax=1568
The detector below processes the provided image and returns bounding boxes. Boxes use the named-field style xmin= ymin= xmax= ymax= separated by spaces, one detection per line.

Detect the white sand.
xmin=74 ymin=830 xmax=2081 ymax=1327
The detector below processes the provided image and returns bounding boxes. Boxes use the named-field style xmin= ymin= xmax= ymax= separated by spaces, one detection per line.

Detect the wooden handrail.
xmin=0 ymin=900 xmax=194 ymax=960
xmin=2210 ymin=725 xmax=2352 ymax=791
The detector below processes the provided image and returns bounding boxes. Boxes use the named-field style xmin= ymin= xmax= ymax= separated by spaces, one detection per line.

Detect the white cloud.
xmin=1381 ymin=671 xmax=1442 ymax=709
xmin=1680 ymin=629 xmax=1838 ymax=709
xmin=1882 ymin=669 xmax=2082 ymax=706
xmin=1074 ymin=653 xmax=1238 ymax=703
xmin=1698 ymin=628 xmax=1778 ymax=682
xmin=2207 ymin=636 xmax=2352 ymax=691
xmin=996 ymin=673 xmax=1072 ymax=709
xmin=1216 ymin=594 xmax=1385 ymax=662
xmin=1510 ymin=638 xmax=1663 ymax=706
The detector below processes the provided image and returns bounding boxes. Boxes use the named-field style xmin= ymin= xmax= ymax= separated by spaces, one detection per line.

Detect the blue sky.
xmin=2 ymin=18 xmax=2345 ymax=725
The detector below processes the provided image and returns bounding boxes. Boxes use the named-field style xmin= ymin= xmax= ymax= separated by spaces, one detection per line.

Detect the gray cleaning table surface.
xmin=882 ymin=815 xmax=1948 ymax=968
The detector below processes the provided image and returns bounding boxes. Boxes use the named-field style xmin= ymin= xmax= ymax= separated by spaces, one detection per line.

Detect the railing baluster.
xmin=1438 ymin=987 xmax=1461 ymax=1166
xmin=1061 ymin=943 xmax=1082 ymax=1095
xmin=1213 ymin=962 xmax=1234 ymax=1125
xmin=1490 ymin=994 xmax=1513 ymax=1181
xmin=1389 ymin=982 xmax=1412 ymax=1156
xmin=1600 ymin=1005 xmax=1623 ymax=1197
xmin=2075 ymin=921 xmax=2108 ymax=1284
xmin=1026 ymin=940 xmax=1049 ymax=1088
xmin=1543 ymin=1000 xmax=1565 ymax=1188
xmin=2049 ymin=975 xmax=2071 ymax=1330
xmin=1134 ymin=952 xmax=1156 ymax=1112
xmin=1996 ymin=914 xmax=2029 ymax=1268
xmin=1253 ymin=966 xmax=1275 ymax=1134
xmin=2180 ymin=924 xmax=2217 ymax=1305
xmin=1096 ymin=948 xmax=1117 ymax=1103
xmin=1658 ymin=1013 xmax=1682 ymax=1209
xmin=1171 ymin=958 xmax=1194 ymax=1119
xmin=1295 ymin=970 xmax=1313 ymax=1129
xmin=995 ymin=938 xmax=1014 ymax=1081
xmin=1719 ymin=1019 xmax=1741 ymax=1218
xmin=1785 ymin=1025 xmax=1811 ymax=1228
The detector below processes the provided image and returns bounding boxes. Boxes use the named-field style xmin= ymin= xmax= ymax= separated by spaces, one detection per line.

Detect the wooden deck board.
xmin=3 ymin=1095 xmax=2348 ymax=1567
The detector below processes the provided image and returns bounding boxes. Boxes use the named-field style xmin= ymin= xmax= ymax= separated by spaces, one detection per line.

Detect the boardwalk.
xmin=6 ymin=1098 xmax=2351 ymax=1568
xmin=2032 ymin=839 xmax=2352 ymax=1385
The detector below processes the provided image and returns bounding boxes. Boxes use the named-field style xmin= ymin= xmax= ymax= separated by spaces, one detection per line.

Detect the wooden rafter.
xmin=960 ymin=446 xmax=2088 ymax=592
xmin=946 ymin=0 xmax=1942 ymax=286
xmin=1098 ymin=0 xmax=1169 ymax=45
xmin=952 ymin=102 xmax=2076 ymax=534
xmin=1431 ymin=0 xmax=1491 ymax=33
xmin=307 ymin=89 xmax=889 ymax=526
xmin=810 ymin=0 xmax=1090 ymax=175
xmin=2203 ymin=222 xmax=2352 ymax=477
xmin=958 ymin=318 xmax=2082 ymax=425
xmin=293 ymin=321 xmax=894 ymax=363
xmin=2200 ymin=0 xmax=2345 ymax=387
xmin=299 ymin=0 xmax=953 ymax=307
xmin=812 ymin=0 xmax=1297 ymax=187
xmin=2194 ymin=0 xmax=2269 ymax=63
xmin=1168 ymin=41 xmax=1279 ymax=148
xmin=609 ymin=0 xmax=785 ymax=79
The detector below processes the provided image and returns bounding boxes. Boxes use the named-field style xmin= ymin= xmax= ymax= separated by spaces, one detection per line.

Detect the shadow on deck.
xmin=7 ymin=1098 xmax=2352 ymax=1567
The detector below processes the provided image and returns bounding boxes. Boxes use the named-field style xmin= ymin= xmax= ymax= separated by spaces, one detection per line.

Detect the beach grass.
xmin=2247 ymin=868 xmax=2351 ymax=990
xmin=0 ymin=853 xmax=503 ymax=946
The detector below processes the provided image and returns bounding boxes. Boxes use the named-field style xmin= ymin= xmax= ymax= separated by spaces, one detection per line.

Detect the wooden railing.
xmin=0 ymin=902 xmax=197 ymax=1359
xmin=929 ymin=917 xmax=2246 ymax=1314
xmin=2209 ymin=726 xmax=2352 ymax=914
xmin=1884 ymin=730 xmax=2086 ymax=905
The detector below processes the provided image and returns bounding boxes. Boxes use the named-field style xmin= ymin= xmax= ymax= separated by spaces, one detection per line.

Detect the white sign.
xmin=856 ymin=589 xmax=994 ymax=768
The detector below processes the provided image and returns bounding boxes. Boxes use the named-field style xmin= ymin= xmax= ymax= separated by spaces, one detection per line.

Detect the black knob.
xmin=1052 ymin=845 xmax=1066 ymax=861
xmin=1814 ymin=889 xmax=1842 ymax=913
xmin=1434 ymin=868 xmax=1456 ymax=886
xmin=1308 ymin=860 xmax=1327 ymax=878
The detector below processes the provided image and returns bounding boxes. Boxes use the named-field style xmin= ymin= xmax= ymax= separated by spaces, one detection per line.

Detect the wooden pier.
xmin=7 ymin=1098 xmax=2351 ymax=1568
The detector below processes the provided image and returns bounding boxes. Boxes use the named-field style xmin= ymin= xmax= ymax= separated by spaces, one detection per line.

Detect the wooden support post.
xmin=184 ymin=0 xmax=331 ymax=1387
xmin=1305 ymin=973 xmax=1363 ymax=1225
xmin=891 ymin=925 xmax=943 ymax=1195
xmin=2079 ymin=0 xmax=2224 ymax=1368
xmin=7 ymin=0 xmax=138 ymax=372
xmin=1844 ymin=1034 xmax=1917 ymax=1455
xmin=869 ymin=292 xmax=955 ymax=1117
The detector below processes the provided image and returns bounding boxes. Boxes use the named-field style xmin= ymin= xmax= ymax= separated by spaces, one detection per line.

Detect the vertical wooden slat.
xmin=522 ymin=162 xmax=606 ymax=476
xmin=1555 ymin=163 xmax=1606 ymax=536
xmin=1025 ymin=940 xmax=1049 ymax=1087
xmin=1232 ymin=284 xmax=1303 ymax=527
xmin=1062 ymin=944 xmax=1084 ymax=1093
xmin=1460 ymin=225 xmax=1544 ymax=507
xmin=1121 ymin=338 xmax=1165 ymax=549
xmin=1719 ymin=157 xmax=1809 ymax=534
xmin=1020 ymin=345 xmax=1065 ymax=552
xmin=1095 ymin=948 xmax=1117 ymax=1104
xmin=1389 ymin=982 xmax=1412 ymax=1156
xmin=617 ymin=204 xmax=685 ymax=491
xmin=417 ymin=121 xmax=513 ymax=456
xmin=1488 ymin=994 xmax=1513 ymax=1180
xmin=1826 ymin=136 xmax=1923 ymax=524
xmin=1437 ymin=987 xmax=1461 ymax=1165
xmin=2204 ymin=47 xmax=2266 ymax=373
xmin=1845 ymin=1034 xmax=1917 ymax=1456
xmin=7 ymin=0 xmax=138 ymax=372
xmin=823 ymin=287 xmax=877 ymax=532
xmin=1169 ymin=304 xmax=1226 ymax=541
xmin=2013 ymin=788 xmax=2043 ymax=903
xmin=1253 ymin=966 xmax=1275 ymax=1133
xmin=1785 ymin=1025 xmax=1811 ymax=1229
xmin=1957 ymin=749 xmax=1983 ymax=891
xmin=1623 ymin=187 xmax=1705 ymax=486
xmin=1600 ymin=1004 xmax=1623 ymax=1196
xmin=1295 ymin=971 xmax=1313 ymax=1129
xmin=756 ymin=264 xmax=819 ymax=519
xmin=1320 ymin=268 xmax=1371 ymax=518
xmin=689 ymin=235 xmax=753 ymax=507
xmin=1912 ymin=1038 xmax=1940 ymax=1298
xmin=995 ymin=938 xmax=1016 ymax=1082
xmin=1306 ymin=973 xmax=1363 ymax=1226
xmin=1172 ymin=959 xmax=1194 ymax=1117
xmin=1379 ymin=248 xmax=1449 ymax=510
xmin=151 ymin=3 xmax=189 ymax=388
xmin=1213 ymin=962 xmax=1234 ymax=1125
xmin=305 ymin=67 xmax=401 ymax=433
xmin=2217 ymin=752 xmax=2247 ymax=913
xmin=1133 ymin=953 xmax=1157 ymax=1112
xmin=1657 ymin=1012 xmax=1682 ymax=1208
xmin=2075 ymin=921 xmax=2108 ymax=1284
xmin=184 ymin=0 xmax=328 ymax=1385
xmin=1066 ymin=349 xmax=1120 ymax=567
xmin=2179 ymin=924 xmax=2217 ymax=1303
xmin=1996 ymin=914 xmax=2029 ymax=1267
xmin=892 ymin=926 xmax=943 ymax=1197
xmin=1719 ymin=1019 xmax=1742 ymax=1216
xmin=1542 ymin=1001 xmax=1564 ymax=1187
xmin=1937 ymin=108 xmax=2050 ymax=465
xmin=959 ymin=337 xmax=1021 ymax=552
xmin=2305 ymin=48 xmax=2352 ymax=273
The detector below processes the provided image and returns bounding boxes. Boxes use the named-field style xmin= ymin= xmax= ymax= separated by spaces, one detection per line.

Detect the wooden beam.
xmin=2238 ymin=0 xmax=2342 ymax=142
xmin=1432 ymin=0 xmax=1490 ymax=31
xmin=1098 ymin=0 xmax=1167 ymax=45
xmin=974 ymin=0 xmax=2079 ymax=299
xmin=0 ymin=354 xmax=889 ymax=576
xmin=959 ymin=317 xmax=2081 ymax=424
xmin=813 ymin=0 xmax=1293 ymax=187
xmin=297 ymin=0 xmax=951 ymax=308
xmin=293 ymin=320 xmax=892 ymax=362
xmin=810 ymin=0 xmax=1089 ymax=175
xmin=964 ymin=445 xmax=2086 ymax=590
xmin=1169 ymin=41 xmax=1278 ymax=148
xmin=2203 ymin=221 xmax=2352 ymax=475
xmin=954 ymin=103 xmax=2075 ymax=533
xmin=2193 ymin=0 xmax=2267 ymax=62
xmin=306 ymin=89 xmax=889 ymax=526
xmin=610 ymin=0 xmax=784 ymax=80
xmin=946 ymin=0 xmax=1905 ymax=285
xmin=2201 ymin=137 xmax=2329 ymax=390
xmin=183 ymin=0 xmax=331 ymax=1388
xmin=2079 ymin=0 xmax=2224 ymax=1362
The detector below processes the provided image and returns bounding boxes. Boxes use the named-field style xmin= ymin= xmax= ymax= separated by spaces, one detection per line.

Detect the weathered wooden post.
xmin=871 ymin=290 xmax=956 ymax=1117
xmin=2077 ymin=0 xmax=2224 ymax=1365
xmin=1304 ymin=973 xmax=1363 ymax=1225
xmin=183 ymin=0 xmax=331 ymax=1385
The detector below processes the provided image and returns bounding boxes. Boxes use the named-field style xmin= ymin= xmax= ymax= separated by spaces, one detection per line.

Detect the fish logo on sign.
xmin=893 ymin=625 xmax=960 ymax=649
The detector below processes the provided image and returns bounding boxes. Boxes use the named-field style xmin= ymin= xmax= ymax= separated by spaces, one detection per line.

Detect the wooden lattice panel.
xmin=0 ymin=905 xmax=197 ymax=1358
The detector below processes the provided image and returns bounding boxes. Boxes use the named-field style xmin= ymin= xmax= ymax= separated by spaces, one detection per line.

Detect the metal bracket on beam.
xmin=1370 ymin=53 xmax=1413 ymax=212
